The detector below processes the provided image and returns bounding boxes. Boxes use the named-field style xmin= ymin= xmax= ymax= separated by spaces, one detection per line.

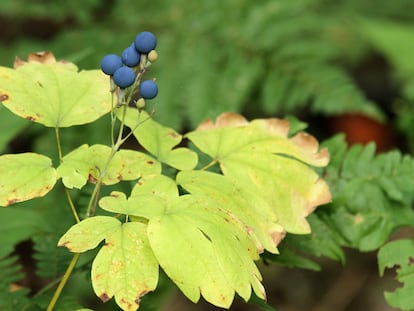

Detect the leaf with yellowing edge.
xmin=0 ymin=52 xmax=111 ymax=128
xmin=0 ymin=153 xmax=56 ymax=206
xmin=57 ymin=144 xmax=161 ymax=189
xmin=186 ymin=112 xmax=331 ymax=234
xmin=99 ymin=174 xmax=266 ymax=308
xmin=58 ymin=216 xmax=158 ymax=311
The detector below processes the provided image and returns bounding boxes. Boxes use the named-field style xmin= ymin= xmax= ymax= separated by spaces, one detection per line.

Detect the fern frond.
xmin=33 ymin=234 xmax=73 ymax=279
xmin=323 ymin=135 xmax=414 ymax=251
xmin=0 ymin=256 xmax=30 ymax=311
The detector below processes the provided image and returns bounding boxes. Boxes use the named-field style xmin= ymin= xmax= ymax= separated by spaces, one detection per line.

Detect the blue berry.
xmin=122 ymin=45 xmax=140 ymax=67
xmin=139 ymin=80 xmax=158 ymax=99
xmin=134 ymin=32 xmax=157 ymax=54
xmin=101 ymin=54 xmax=122 ymax=75
xmin=113 ymin=67 xmax=136 ymax=88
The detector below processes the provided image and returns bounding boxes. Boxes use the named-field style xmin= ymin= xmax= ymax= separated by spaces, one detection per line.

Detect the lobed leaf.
xmin=119 ymin=108 xmax=198 ymax=170
xmin=99 ymin=174 xmax=177 ymax=219
xmin=177 ymin=170 xmax=285 ymax=254
xmin=378 ymin=239 xmax=414 ymax=311
xmin=0 ymin=153 xmax=57 ymax=206
xmin=59 ymin=217 xmax=158 ymax=311
xmin=57 ymin=216 xmax=120 ymax=252
xmin=147 ymin=194 xmax=265 ymax=308
xmin=91 ymin=222 xmax=159 ymax=311
xmin=57 ymin=144 xmax=161 ymax=189
xmin=186 ymin=112 xmax=331 ymax=234
xmin=0 ymin=60 xmax=112 ymax=127
xmin=322 ymin=136 xmax=414 ymax=251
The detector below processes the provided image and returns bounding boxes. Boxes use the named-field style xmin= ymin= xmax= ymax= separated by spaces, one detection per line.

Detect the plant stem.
xmin=46 ymin=253 xmax=80 ymax=311
xmin=55 ymin=127 xmax=80 ymax=223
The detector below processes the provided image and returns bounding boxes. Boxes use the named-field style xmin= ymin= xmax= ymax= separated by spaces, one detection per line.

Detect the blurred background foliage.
xmin=1 ymin=0 xmax=414 ymax=310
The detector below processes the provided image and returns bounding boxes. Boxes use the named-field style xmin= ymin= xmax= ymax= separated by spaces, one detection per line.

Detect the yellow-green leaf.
xmin=186 ymin=112 xmax=331 ymax=234
xmin=177 ymin=170 xmax=285 ymax=253
xmin=99 ymin=174 xmax=177 ymax=219
xmin=0 ymin=153 xmax=56 ymax=206
xmin=57 ymin=144 xmax=161 ymax=189
xmin=0 ymin=62 xmax=111 ymax=127
xmin=119 ymin=108 xmax=198 ymax=170
xmin=147 ymin=194 xmax=265 ymax=308
xmin=58 ymin=216 xmax=159 ymax=311
xmin=92 ymin=222 xmax=158 ymax=311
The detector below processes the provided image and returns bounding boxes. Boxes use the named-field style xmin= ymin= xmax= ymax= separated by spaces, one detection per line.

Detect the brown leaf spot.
xmin=146 ymin=160 xmax=154 ymax=165
xmin=99 ymin=293 xmax=111 ymax=302
xmin=6 ymin=198 xmax=19 ymax=206
xmin=25 ymin=115 xmax=39 ymax=122
xmin=13 ymin=56 xmax=25 ymax=69
xmin=354 ymin=214 xmax=364 ymax=224
xmin=168 ymin=131 xmax=179 ymax=139
xmin=58 ymin=241 xmax=72 ymax=251
xmin=271 ymin=230 xmax=286 ymax=247
xmin=88 ymin=174 xmax=98 ymax=183
xmin=0 ymin=94 xmax=9 ymax=101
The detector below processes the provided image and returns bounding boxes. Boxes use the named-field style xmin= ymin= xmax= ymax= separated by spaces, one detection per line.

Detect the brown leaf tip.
xmin=99 ymin=292 xmax=111 ymax=302
xmin=14 ymin=51 xmax=57 ymax=69
xmin=258 ymin=118 xmax=290 ymax=137
xmin=196 ymin=112 xmax=248 ymax=130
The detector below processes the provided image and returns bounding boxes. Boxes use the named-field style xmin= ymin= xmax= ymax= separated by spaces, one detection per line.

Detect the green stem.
xmin=46 ymin=253 xmax=80 ymax=311
xmin=55 ymin=127 xmax=80 ymax=223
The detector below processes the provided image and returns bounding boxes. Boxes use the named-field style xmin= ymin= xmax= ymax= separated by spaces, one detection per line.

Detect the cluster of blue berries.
xmin=100 ymin=31 xmax=158 ymax=100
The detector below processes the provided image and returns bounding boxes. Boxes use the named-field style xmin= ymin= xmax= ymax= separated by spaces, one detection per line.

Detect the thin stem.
xmin=46 ymin=253 xmax=81 ymax=311
xmin=65 ymin=188 xmax=80 ymax=223
xmin=54 ymin=127 xmax=63 ymax=162
xmin=55 ymin=127 xmax=80 ymax=223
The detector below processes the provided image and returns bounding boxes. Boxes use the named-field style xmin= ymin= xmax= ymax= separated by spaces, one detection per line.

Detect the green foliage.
xmin=0 ymin=153 xmax=57 ymax=206
xmin=1 ymin=1 xmax=414 ymax=310
xmin=0 ymin=256 xmax=31 ymax=310
xmin=378 ymin=239 xmax=414 ymax=311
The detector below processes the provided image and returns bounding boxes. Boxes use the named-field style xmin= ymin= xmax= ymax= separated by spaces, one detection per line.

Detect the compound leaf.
xmin=0 ymin=153 xmax=57 ymax=206
xmin=57 ymin=144 xmax=160 ymax=189
xmin=322 ymin=135 xmax=414 ymax=251
xmin=186 ymin=112 xmax=331 ymax=234
xmin=0 ymin=61 xmax=111 ymax=127
xmin=120 ymin=107 xmax=198 ymax=170
xmin=147 ymin=194 xmax=265 ymax=308
xmin=378 ymin=239 xmax=414 ymax=311
xmin=59 ymin=217 xmax=159 ymax=311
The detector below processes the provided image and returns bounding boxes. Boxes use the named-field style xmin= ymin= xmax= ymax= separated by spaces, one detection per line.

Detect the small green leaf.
xmin=92 ymin=222 xmax=158 ymax=311
xmin=378 ymin=239 xmax=414 ymax=311
xmin=0 ymin=62 xmax=112 ymax=127
xmin=99 ymin=174 xmax=177 ymax=219
xmin=58 ymin=216 xmax=120 ymax=252
xmin=0 ymin=153 xmax=57 ymax=206
xmin=147 ymin=194 xmax=265 ymax=308
xmin=120 ymin=108 xmax=198 ymax=170
xmin=57 ymin=144 xmax=161 ymax=189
